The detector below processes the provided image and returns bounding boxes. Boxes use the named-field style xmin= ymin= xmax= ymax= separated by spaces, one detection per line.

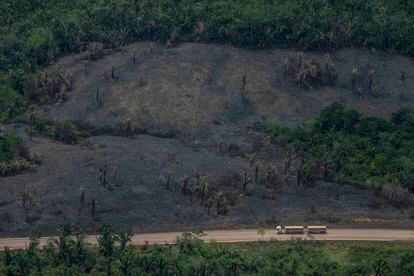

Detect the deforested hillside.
xmin=1 ymin=42 xmax=414 ymax=236
xmin=1 ymin=1 xmax=414 ymax=236
xmin=40 ymin=43 xmax=414 ymax=135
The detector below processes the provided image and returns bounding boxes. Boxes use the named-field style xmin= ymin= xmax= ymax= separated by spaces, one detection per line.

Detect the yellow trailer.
xmin=284 ymin=226 xmax=305 ymax=234
xmin=307 ymin=225 xmax=327 ymax=234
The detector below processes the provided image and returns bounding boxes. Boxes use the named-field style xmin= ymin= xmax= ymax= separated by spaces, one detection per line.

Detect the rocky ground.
xmin=1 ymin=42 xmax=414 ymax=237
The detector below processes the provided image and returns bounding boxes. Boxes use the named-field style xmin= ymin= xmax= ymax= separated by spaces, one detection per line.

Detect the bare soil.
xmin=1 ymin=42 xmax=414 ymax=237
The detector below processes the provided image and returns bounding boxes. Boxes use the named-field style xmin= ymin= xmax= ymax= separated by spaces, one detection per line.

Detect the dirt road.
xmin=1 ymin=228 xmax=413 ymax=250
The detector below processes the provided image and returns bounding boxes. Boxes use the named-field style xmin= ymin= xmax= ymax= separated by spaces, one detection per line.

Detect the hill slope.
xmin=1 ymin=43 xmax=414 ymax=236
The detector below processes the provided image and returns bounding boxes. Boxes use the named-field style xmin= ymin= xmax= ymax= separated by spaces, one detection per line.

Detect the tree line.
xmin=1 ymin=0 xmax=414 ymax=122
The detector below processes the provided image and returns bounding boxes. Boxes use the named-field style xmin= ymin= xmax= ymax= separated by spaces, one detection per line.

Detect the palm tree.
xmin=3 ymin=246 xmax=12 ymax=267
xmin=266 ymin=163 xmax=276 ymax=184
xmin=116 ymin=230 xmax=133 ymax=251
xmin=74 ymin=233 xmax=88 ymax=265
xmin=206 ymin=196 xmax=214 ymax=216
xmin=284 ymin=147 xmax=297 ymax=176
xmin=178 ymin=175 xmax=189 ymax=195
xmin=241 ymin=168 xmax=250 ymax=192
xmin=255 ymin=163 xmax=260 ymax=184
xmin=56 ymin=222 xmax=74 ymax=264
xmin=352 ymin=67 xmax=358 ymax=94
xmin=80 ymin=187 xmax=86 ymax=206
xmin=13 ymin=251 xmax=29 ymax=275
xmin=216 ymin=190 xmax=224 ymax=214
xmin=368 ymin=69 xmax=375 ymax=93
xmin=91 ymin=198 xmax=96 ymax=220
xmin=372 ymin=258 xmax=390 ymax=276
xmin=282 ymin=57 xmax=289 ymax=77
xmin=116 ymin=249 xmax=134 ymax=275
xmin=200 ymin=178 xmax=209 ymax=203
xmin=26 ymin=237 xmax=40 ymax=271
xmin=400 ymin=71 xmax=406 ymax=98
xmin=98 ymin=224 xmax=116 ymax=258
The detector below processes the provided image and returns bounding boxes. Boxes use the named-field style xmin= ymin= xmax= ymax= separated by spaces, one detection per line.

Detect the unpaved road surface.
xmin=1 ymin=228 xmax=413 ymax=250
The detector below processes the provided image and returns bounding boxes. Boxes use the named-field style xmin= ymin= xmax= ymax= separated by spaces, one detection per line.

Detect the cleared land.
xmin=1 ymin=43 xmax=414 ymax=236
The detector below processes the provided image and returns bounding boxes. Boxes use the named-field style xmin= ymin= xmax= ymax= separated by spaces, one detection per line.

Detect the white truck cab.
xmin=276 ymin=225 xmax=282 ymax=234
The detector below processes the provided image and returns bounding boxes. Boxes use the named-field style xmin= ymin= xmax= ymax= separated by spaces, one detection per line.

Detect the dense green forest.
xmin=264 ymin=103 xmax=414 ymax=203
xmin=1 ymin=224 xmax=414 ymax=275
xmin=1 ymin=0 xmax=414 ymax=122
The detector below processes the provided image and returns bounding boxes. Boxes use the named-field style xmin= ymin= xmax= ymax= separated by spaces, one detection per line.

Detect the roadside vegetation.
xmin=264 ymin=103 xmax=414 ymax=205
xmin=1 ymin=0 xmax=414 ymax=122
xmin=1 ymin=224 xmax=414 ymax=275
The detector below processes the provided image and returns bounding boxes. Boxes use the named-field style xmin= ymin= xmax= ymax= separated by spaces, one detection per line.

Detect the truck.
xmin=276 ymin=225 xmax=327 ymax=234
xmin=276 ymin=225 xmax=305 ymax=234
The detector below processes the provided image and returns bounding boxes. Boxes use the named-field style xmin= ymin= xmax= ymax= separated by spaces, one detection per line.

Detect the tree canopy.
xmin=1 ymin=224 xmax=414 ymax=275
xmin=1 ymin=0 xmax=414 ymax=121
xmin=264 ymin=103 xmax=414 ymax=193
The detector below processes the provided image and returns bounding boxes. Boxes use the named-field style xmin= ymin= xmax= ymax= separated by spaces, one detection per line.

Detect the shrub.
xmin=0 ymin=130 xmax=23 ymax=161
xmin=53 ymin=118 xmax=79 ymax=144
xmin=25 ymin=69 xmax=72 ymax=104
xmin=380 ymin=184 xmax=413 ymax=207
xmin=83 ymin=42 xmax=105 ymax=60
xmin=30 ymin=116 xmax=50 ymax=134
xmin=0 ymin=130 xmax=38 ymax=176
xmin=293 ymin=60 xmax=322 ymax=88
xmin=285 ymin=53 xmax=336 ymax=89
xmin=0 ymin=158 xmax=35 ymax=176
xmin=0 ymin=87 xmax=26 ymax=123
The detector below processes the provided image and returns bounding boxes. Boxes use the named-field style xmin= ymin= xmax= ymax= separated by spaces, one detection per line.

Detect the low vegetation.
xmin=0 ymin=129 xmax=38 ymax=176
xmin=1 ymin=224 xmax=414 ymax=275
xmin=284 ymin=52 xmax=337 ymax=89
xmin=0 ymin=130 xmax=23 ymax=162
xmin=29 ymin=116 xmax=80 ymax=145
xmin=159 ymin=171 xmax=231 ymax=216
xmin=264 ymin=103 xmax=414 ymax=203
xmin=24 ymin=69 xmax=73 ymax=105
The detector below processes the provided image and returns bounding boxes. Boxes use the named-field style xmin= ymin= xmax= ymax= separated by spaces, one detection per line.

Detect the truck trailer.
xmin=307 ymin=225 xmax=327 ymax=234
xmin=276 ymin=225 xmax=327 ymax=234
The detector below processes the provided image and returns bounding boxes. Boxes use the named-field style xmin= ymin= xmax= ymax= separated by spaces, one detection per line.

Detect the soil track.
xmin=1 ymin=42 xmax=414 ymax=237
xmin=1 ymin=228 xmax=414 ymax=251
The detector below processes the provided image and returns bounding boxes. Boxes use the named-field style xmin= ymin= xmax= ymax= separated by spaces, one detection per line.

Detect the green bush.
xmin=30 ymin=116 xmax=50 ymax=134
xmin=0 ymin=86 xmax=26 ymax=123
xmin=53 ymin=118 xmax=79 ymax=144
xmin=0 ymin=129 xmax=23 ymax=161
